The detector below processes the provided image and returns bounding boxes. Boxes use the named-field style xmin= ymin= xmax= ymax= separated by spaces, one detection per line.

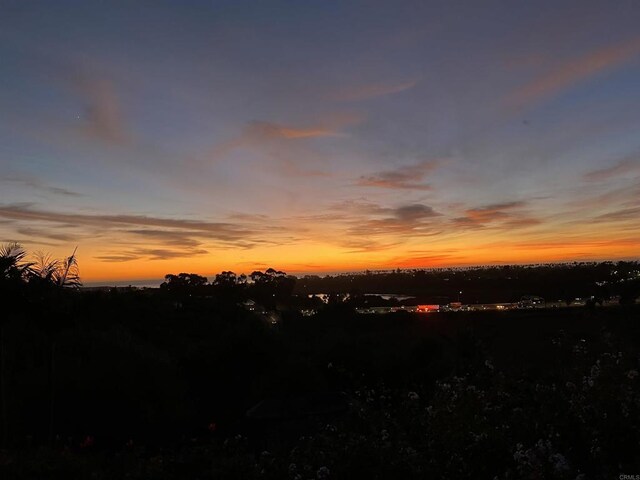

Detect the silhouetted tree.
xmin=0 ymin=242 xmax=31 ymax=286
xmin=214 ymin=271 xmax=238 ymax=288
xmin=620 ymin=278 xmax=640 ymax=305
xmin=0 ymin=242 xmax=31 ymax=447
xmin=248 ymin=268 xmax=295 ymax=309
xmin=28 ymin=249 xmax=81 ymax=290
xmin=213 ymin=271 xmax=246 ymax=302
xmin=160 ymin=273 xmax=208 ymax=299
xmin=23 ymin=248 xmax=82 ymax=445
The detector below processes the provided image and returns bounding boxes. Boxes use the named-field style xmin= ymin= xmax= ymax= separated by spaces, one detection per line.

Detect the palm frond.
xmin=0 ymin=242 xmax=32 ymax=281
xmin=30 ymin=252 xmax=60 ymax=282
xmin=29 ymin=249 xmax=82 ymax=288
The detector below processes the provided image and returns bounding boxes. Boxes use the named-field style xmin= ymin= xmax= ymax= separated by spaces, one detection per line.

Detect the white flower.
xmin=408 ymin=391 xmax=420 ymax=401
xmin=549 ymin=453 xmax=570 ymax=473
xmin=317 ymin=466 xmax=331 ymax=479
xmin=627 ymin=369 xmax=638 ymax=380
xmin=404 ymin=446 xmax=416 ymax=456
xmin=325 ymin=424 xmax=337 ymax=433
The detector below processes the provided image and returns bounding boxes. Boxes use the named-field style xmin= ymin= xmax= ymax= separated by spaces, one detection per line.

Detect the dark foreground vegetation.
xmin=1 ymin=244 xmax=640 ymax=479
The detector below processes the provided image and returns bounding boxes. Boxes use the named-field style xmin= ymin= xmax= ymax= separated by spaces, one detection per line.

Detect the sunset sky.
xmin=1 ymin=0 xmax=640 ymax=282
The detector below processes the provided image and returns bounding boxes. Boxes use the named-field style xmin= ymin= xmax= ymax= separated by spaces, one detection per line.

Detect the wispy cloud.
xmin=463 ymin=201 xmax=527 ymax=222
xmin=0 ymin=204 xmax=276 ymax=262
xmin=124 ymin=229 xmax=205 ymax=248
xmin=216 ymin=113 xmax=363 ymax=153
xmin=511 ymin=237 xmax=640 ymax=251
xmin=593 ymin=206 xmax=640 ymax=222
xmin=507 ymin=37 xmax=640 ymax=107
xmin=452 ymin=201 xmax=539 ymax=229
xmin=330 ymin=201 xmax=444 ymax=241
xmin=394 ymin=204 xmax=440 ymax=221
xmin=93 ymin=253 xmax=141 ymax=262
xmin=246 ymin=121 xmax=341 ymax=139
xmin=208 ymin=113 xmax=363 ymax=178
xmin=0 ymin=204 xmax=250 ymax=238
xmin=356 ymin=159 xmax=439 ymax=190
xmin=72 ymin=71 xmax=131 ymax=145
xmin=583 ymin=156 xmax=640 ymax=182
xmin=330 ymin=79 xmax=418 ymax=102
xmin=16 ymin=227 xmax=78 ymax=243
xmin=1 ymin=175 xmax=83 ymax=197
xmin=95 ymin=247 xmax=209 ymax=262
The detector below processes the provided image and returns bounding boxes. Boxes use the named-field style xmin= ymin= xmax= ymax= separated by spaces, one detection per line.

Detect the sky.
xmin=1 ymin=0 xmax=640 ymax=282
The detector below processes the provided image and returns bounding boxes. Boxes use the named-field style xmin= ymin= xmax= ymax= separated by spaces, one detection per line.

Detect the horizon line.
xmin=82 ymin=257 xmax=640 ymax=287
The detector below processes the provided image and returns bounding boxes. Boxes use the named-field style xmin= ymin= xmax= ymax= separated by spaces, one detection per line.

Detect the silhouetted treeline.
xmin=295 ymin=261 xmax=640 ymax=304
xmin=128 ymin=261 xmax=640 ymax=307
xmin=159 ymin=268 xmax=296 ymax=309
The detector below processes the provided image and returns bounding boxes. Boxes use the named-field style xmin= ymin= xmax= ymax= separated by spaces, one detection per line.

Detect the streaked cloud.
xmin=339 ymin=202 xmax=444 ymax=239
xmin=512 ymin=237 xmax=640 ymax=251
xmin=95 ymin=247 xmax=209 ymax=262
xmin=394 ymin=204 xmax=440 ymax=221
xmin=246 ymin=121 xmax=339 ymax=139
xmin=583 ymin=156 xmax=640 ymax=182
xmin=16 ymin=227 xmax=78 ymax=243
xmin=593 ymin=206 xmax=640 ymax=222
xmin=356 ymin=159 xmax=439 ymax=190
xmin=0 ymin=204 xmax=241 ymax=235
xmin=0 ymin=203 xmax=263 ymax=248
xmin=124 ymin=229 xmax=205 ymax=248
xmin=1 ymin=175 xmax=83 ymax=197
xmin=464 ymin=201 xmax=527 ymax=222
xmin=209 ymin=113 xmax=363 ymax=178
xmin=330 ymin=79 xmax=418 ymax=102
xmin=72 ymin=71 xmax=131 ymax=145
xmin=453 ymin=201 xmax=538 ymax=228
xmin=507 ymin=37 xmax=640 ymax=107
xmin=218 ymin=113 xmax=363 ymax=151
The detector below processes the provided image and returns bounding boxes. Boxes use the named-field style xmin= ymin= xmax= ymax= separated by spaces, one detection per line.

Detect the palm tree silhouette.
xmin=1 ymin=245 xmax=82 ymax=446
xmin=0 ymin=242 xmax=32 ymax=284
xmin=29 ymin=248 xmax=81 ymax=444
xmin=28 ymin=247 xmax=80 ymax=289
xmin=0 ymin=242 xmax=33 ymax=447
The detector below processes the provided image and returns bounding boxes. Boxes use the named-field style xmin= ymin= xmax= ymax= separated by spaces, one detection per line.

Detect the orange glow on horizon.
xmin=65 ymin=235 xmax=640 ymax=282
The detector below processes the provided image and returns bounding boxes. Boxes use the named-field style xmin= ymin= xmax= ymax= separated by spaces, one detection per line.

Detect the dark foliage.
xmin=1 ymin=247 xmax=639 ymax=478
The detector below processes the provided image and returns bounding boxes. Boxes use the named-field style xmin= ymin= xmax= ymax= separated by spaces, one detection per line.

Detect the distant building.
xmin=241 ymin=299 xmax=266 ymax=314
xmin=417 ymin=304 xmax=439 ymax=313
xmin=518 ymin=295 xmax=545 ymax=308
